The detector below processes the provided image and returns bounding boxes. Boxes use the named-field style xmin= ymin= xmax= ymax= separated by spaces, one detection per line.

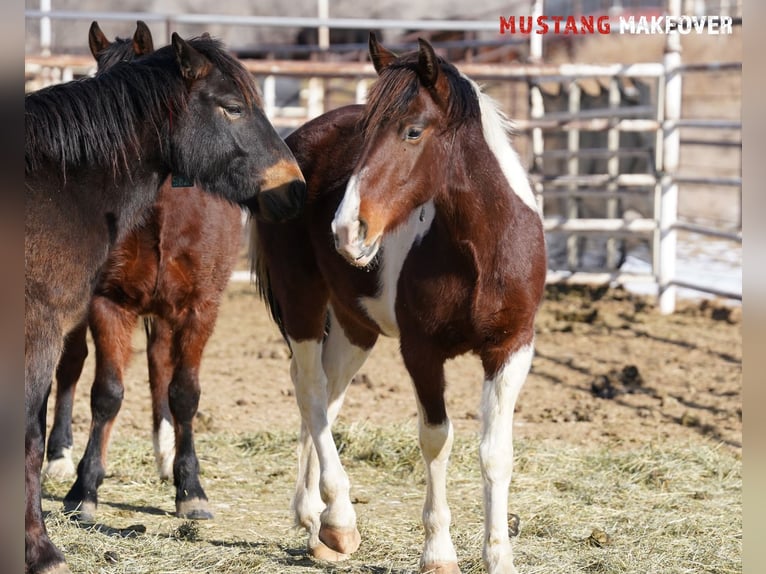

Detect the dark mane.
xmin=361 ymin=51 xmax=480 ymax=139
xmin=24 ymin=36 xmax=259 ymax=178
xmin=94 ymin=36 xmax=136 ymax=70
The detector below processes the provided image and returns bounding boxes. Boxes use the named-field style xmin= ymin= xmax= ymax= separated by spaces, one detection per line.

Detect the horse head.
xmin=164 ymin=34 xmax=306 ymax=222
xmin=332 ymin=34 xmax=476 ymax=266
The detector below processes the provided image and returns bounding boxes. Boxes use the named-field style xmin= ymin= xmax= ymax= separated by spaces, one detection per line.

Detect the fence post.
xmin=606 ymin=77 xmax=620 ymax=269
xmin=658 ymin=0 xmax=682 ymax=314
xmin=40 ymin=0 xmax=51 ymax=56
xmin=566 ymin=81 xmax=581 ymax=271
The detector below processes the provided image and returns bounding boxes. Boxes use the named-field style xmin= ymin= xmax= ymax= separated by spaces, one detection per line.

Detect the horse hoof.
xmin=176 ymin=498 xmax=213 ymax=520
xmin=63 ymin=499 xmax=97 ymax=523
xmin=420 ymin=562 xmax=462 ymax=574
xmin=318 ymin=524 xmax=361 ymax=555
xmin=309 ymin=541 xmax=351 ymax=562
xmin=39 ymin=562 xmax=73 ymax=574
xmin=44 ymin=456 xmax=76 ymax=480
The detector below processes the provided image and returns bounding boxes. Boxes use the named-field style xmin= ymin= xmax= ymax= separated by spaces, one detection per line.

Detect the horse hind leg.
xmin=45 ymin=321 xmax=88 ymax=480
xmin=63 ymin=297 xmax=136 ymax=522
xmin=145 ymin=317 xmax=175 ymax=480
xmin=293 ymin=306 xmax=375 ymax=561
xmin=479 ymin=343 xmax=535 ymax=574
xmin=168 ymin=309 xmax=216 ymax=520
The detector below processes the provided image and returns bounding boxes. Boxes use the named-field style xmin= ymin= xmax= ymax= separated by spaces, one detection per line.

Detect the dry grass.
xmin=42 ymin=423 xmax=741 ymax=573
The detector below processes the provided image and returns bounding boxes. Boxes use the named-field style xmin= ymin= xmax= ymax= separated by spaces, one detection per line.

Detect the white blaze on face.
xmin=332 ymin=169 xmax=366 ymax=260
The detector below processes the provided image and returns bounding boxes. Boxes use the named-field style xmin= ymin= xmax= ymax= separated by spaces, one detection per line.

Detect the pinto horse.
xmin=44 ymin=21 xmax=243 ymax=527
xmin=253 ymin=34 xmax=545 ymax=573
xmin=26 ymin=33 xmax=305 ymax=574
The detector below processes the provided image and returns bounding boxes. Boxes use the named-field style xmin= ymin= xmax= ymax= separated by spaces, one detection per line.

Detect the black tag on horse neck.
xmin=171 ymin=174 xmax=194 ymax=188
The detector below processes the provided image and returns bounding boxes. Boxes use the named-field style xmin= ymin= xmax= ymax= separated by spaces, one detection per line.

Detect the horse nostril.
xmin=358 ymin=218 xmax=368 ymax=242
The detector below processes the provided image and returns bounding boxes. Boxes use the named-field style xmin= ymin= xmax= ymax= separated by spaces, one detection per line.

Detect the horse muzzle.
xmin=331 ymin=217 xmax=380 ymax=267
xmin=251 ymin=177 xmax=307 ymax=223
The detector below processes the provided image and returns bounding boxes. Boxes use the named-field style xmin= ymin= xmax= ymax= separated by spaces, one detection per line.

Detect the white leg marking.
xmin=465 ymin=77 xmax=540 ymax=216
xmin=153 ymin=417 xmax=175 ymax=480
xmin=289 ymin=338 xmax=357 ymax=545
xmin=418 ymin=405 xmax=459 ymax=570
xmin=359 ymin=201 xmax=435 ymax=337
xmin=44 ymin=446 xmax=76 ymax=479
xmin=292 ymin=309 xmax=371 ymax=552
xmin=480 ymin=344 xmax=534 ymax=574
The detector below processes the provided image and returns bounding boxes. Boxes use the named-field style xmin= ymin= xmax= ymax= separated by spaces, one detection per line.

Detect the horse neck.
xmin=436 ymin=129 xmax=518 ymax=259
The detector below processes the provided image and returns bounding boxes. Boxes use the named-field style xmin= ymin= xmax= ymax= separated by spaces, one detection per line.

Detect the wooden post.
xmin=658 ymin=0 xmax=682 ymax=314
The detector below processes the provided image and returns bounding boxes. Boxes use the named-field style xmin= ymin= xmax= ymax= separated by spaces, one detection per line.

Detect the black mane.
xmin=24 ymin=36 xmax=259 ymax=178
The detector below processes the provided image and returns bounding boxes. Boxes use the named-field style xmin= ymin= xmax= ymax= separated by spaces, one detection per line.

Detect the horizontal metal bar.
xmin=543 ymin=217 xmax=656 ymax=234
xmin=546 ymin=270 xmax=656 ymax=285
xmin=532 ymin=173 xmax=657 ymax=187
xmin=680 ymin=138 xmax=741 ymax=148
xmin=24 ymin=10 xmax=503 ymax=32
xmin=517 ymin=118 xmax=660 ymax=131
xmin=537 ymin=148 xmax=651 ymax=159
xmin=537 ymin=105 xmax=655 ymax=122
xmin=539 ymin=188 xmax=651 ymax=199
xmin=672 ymin=119 xmax=741 ymax=130
xmin=672 ymin=221 xmax=742 ymax=242
xmin=669 ymin=279 xmax=741 ymax=301
xmin=677 ymin=62 xmax=742 ymax=73
xmin=673 ymin=175 xmax=742 ymax=187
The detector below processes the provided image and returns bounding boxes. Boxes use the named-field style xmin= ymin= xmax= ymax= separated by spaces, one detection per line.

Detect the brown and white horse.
xmin=254 ymin=34 xmax=545 ymax=573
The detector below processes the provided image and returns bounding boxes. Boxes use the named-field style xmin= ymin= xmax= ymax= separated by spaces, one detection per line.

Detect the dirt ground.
xmin=59 ymin=279 xmax=741 ymax=461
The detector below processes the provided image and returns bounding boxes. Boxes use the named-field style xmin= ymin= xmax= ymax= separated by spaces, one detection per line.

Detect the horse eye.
xmin=222 ymin=104 xmax=243 ymax=118
xmin=405 ymin=126 xmax=423 ymax=141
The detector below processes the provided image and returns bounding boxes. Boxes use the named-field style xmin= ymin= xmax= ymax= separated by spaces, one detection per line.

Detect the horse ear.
xmin=369 ymin=32 xmax=397 ymax=74
xmin=133 ymin=21 xmax=154 ymax=56
xmin=416 ymin=38 xmax=440 ymax=88
xmin=88 ymin=21 xmax=111 ymax=59
xmin=172 ymin=33 xmax=210 ymax=82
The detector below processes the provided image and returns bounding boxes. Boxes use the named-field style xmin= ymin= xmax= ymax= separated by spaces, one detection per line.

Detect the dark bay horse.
xmin=253 ymin=34 xmax=545 ymax=573
xmin=44 ymin=22 xmax=243 ymax=527
xmin=26 ymin=33 xmax=305 ymax=574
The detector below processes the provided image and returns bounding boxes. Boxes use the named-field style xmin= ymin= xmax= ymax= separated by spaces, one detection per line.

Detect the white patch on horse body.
xmin=153 ymin=417 xmax=175 ymax=480
xmin=359 ymin=201 xmax=435 ymax=337
xmin=480 ymin=344 xmax=534 ymax=574
xmin=466 ymin=77 xmax=540 ymax=215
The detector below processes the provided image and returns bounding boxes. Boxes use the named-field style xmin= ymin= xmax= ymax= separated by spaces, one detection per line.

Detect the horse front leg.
xmin=402 ymin=341 xmax=460 ymax=574
xmin=63 ymin=298 xmax=136 ymax=522
xmin=45 ymin=321 xmax=88 ymax=480
xmin=26 ymin=325 xmax=71 ymax=574
xmin=479 ymin=342 xmax=534 ymax=574
xmin=145 ymin=317 xmax=175 ymax=480
xmin=292 ymin=306 xmax=375 ymax=561
xmin=289 ymin=335 xmax=360 ymax=559
xmin=168 ymin=309 xmax=215 ymax=520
